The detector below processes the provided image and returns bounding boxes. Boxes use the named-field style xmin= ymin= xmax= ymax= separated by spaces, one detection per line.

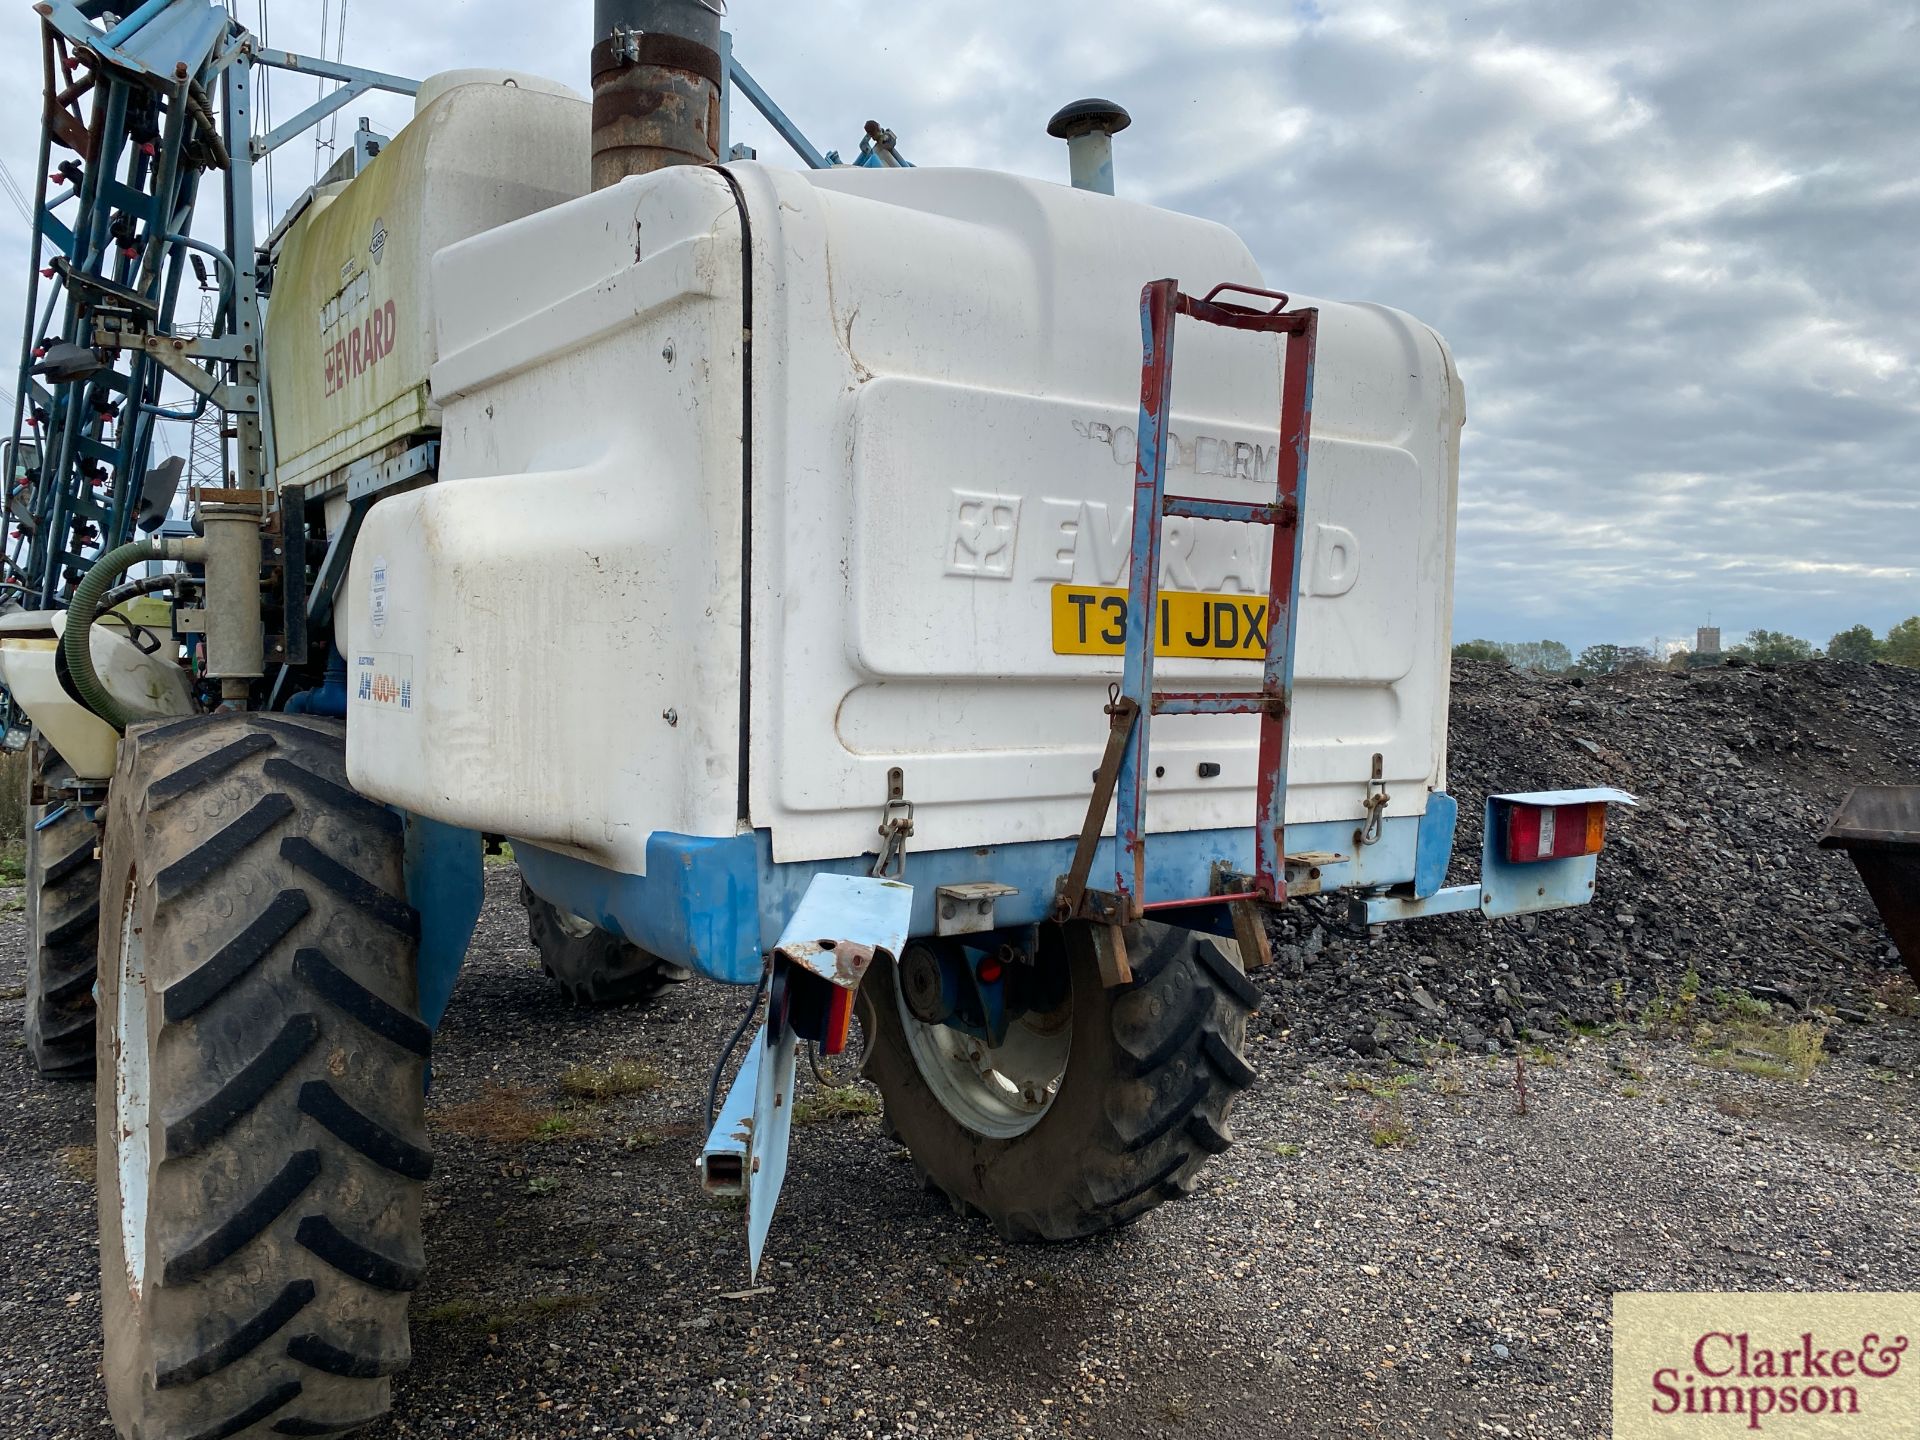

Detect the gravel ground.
xmin=3 ymin=854 xmax=1917 ymax=1440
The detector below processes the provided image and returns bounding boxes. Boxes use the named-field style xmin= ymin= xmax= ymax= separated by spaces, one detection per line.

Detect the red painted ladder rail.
xmin=1055 ymin=279 xmax=1319 ymax=953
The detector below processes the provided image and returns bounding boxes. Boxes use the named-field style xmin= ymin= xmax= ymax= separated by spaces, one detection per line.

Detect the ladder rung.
xmin=1162 ymin=495 xmax=1292 ymax=526
xmin=1152 ymin=691 xmax=1271 ymax=716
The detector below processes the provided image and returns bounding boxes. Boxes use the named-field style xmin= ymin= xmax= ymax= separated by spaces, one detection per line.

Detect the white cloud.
xmin=1 ymin=0 xmax=1913 ymax=656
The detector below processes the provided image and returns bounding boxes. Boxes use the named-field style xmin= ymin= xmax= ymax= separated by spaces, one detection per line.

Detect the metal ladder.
xmin=1060 ymin=279 xmax=1319 ymax=924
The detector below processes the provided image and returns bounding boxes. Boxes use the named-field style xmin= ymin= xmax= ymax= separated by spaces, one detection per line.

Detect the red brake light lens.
xmin=1502 ymin=801 xmax=1608 ymax=864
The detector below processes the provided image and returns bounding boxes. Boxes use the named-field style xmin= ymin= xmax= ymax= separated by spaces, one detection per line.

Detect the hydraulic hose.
xmin=59 ymin=537 xmax=198 ymax=732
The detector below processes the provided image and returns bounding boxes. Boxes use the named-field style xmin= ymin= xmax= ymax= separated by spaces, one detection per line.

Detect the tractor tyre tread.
xmin=520 ymin=879 xmax=689 ymax=1007
xmin=24 ymin=750 xmax=103 ymax=1081
xmin=96 ymin=713 xmax=425 ymax=1440
xmin=862 ymin=920 xmax=1257 ymax=1243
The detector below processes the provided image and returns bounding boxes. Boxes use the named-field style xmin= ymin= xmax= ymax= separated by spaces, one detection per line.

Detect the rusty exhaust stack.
xmin=591 ymin=0 xmax=723 ymax=189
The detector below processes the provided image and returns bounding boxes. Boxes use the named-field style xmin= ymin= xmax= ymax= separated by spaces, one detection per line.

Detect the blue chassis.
xmin=405 ymin=785 xmax=1632 ymax=1025
xmin=411 ymin=801 xmax=1459 ymax=1011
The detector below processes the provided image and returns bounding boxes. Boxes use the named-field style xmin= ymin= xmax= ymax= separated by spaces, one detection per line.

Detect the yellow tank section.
xmin=266 ymin=77 xmax=590 ymax=491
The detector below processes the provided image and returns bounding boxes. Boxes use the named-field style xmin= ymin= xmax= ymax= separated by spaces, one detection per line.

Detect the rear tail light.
xmin=1501 ymin=800 xmax=1607 ymax=864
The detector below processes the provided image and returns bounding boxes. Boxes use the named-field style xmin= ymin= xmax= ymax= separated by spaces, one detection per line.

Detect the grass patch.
xmin=525 ymin=1174 xmax=560 ymax=1196
xmin=1726 ymin=1056 xmax=1793 ymax=1081
xmin=1341 ymin=1069 xmax=1418 ymax=1099
xmin=1873 ymin=974 xmax=1919 ymax=1019
xmin=57 ymin=1144 xmax=94 ymax=1182
xmin=0 ymin=844 xmax=25 ymax=887
xmin=1524 ymin=1045 xmax=1562 ymax=1069
xmin=532 ymin=1111 xmax=594 ymax=1143
xmin=1429 ymin=1070 xmax=1467 ymax=1096
xmin=793 ymin=1084 xmax=880 ymax=1125
xmin=433 ymin=1085 xmax=548 ymax=1145
xmin=483 ymin=840 xmax=517 ymax=866
xmin=1367 ymin=1096 xmax=1412 ymax=1149
xmin=0 ymin=983 xmax=24 ymax=1001
xmin=558 ymin=1058 xmax=665 ymax=1102
xmin=1693 ymin=1017 xmax=1827 ymax=1084
xmin=1563 ymin=1016 xmax=1620 ymax=1040
xmin=422 ymin=1291 xmax=597 ymax=1333
xmin=1726 ymin=992 xmax=1776 ymax=1023
xmin=1256 ymin=1140 xmax=1301 ymax=1158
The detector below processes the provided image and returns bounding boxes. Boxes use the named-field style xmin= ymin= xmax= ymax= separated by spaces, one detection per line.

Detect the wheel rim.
xmin=554 ymin=908 xmax=598 ymax=941
xmin=113 ymin=876 xmax=150 ymax=1303
xmin=895 ymin=954 xmax=1071 ymax=1140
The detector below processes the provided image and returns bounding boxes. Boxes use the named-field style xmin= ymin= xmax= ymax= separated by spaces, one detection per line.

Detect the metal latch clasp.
xmin=1356 ymin=752 xmax=1390 ymax=848
xmin=873 ymin=765 xmax=915 ymax=878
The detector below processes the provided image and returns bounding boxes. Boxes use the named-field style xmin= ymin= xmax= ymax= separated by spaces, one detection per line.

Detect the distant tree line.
xmin=1453 ymin=617 xmax=1920 ymax=674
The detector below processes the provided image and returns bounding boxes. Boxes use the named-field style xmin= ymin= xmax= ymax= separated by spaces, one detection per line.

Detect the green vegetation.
xmin=1368 ymin=1098 xmax=1412 ymax=1149
xmin=1889 ymin=617 xmax=1920 ymax=666
xmin=1451 ymin=617 xmax=1920 ymax=674
xmin=1828 ymin=624 xmax=1882 ymax=663
xmin=1450 ymin=638 xmax=1573 ymax=672
xmin=1731 ymin=629 xmax=1815 ymax=664
xmin=793 ymin=1083 xmax=881 ymax=1124
xmin=558 ymin=1058 xmax=665 ymax=1101
xmin=1341 ymin=1069 xmax=1418 ymax=1098
xmin=1693 ymin=1016 xmax=1827 ymax=1084
xmin=532 ymin=1112 xmax=592 ymax=1142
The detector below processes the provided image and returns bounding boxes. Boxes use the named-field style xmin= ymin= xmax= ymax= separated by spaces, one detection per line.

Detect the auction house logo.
xmin=1616 ymin=1295 xmax=1920 ymax=1437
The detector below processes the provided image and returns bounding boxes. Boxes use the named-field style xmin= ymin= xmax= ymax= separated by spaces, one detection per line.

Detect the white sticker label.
xmin=368 ymin=555 xmax=388 ymax=636
xmin=353 ymin=652 xmax=413 ymax=712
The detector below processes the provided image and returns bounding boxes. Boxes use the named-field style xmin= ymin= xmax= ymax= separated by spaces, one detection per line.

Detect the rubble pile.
xmin=1258 ymin=659 xmax=1920 ymax=1064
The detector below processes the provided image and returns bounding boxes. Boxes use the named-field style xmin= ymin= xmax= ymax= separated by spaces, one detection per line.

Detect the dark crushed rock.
xmin=1260 ymin=659 xmax=1920 ymax=1071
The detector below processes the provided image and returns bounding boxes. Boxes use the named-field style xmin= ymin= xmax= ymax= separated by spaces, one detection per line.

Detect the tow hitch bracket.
xmin=698 ymin=873 xmax=912 ymax=1279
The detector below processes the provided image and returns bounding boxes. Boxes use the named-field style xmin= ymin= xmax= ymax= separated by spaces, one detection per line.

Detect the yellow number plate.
xmin=1050 ymin=585 xmax=1270 ymax=659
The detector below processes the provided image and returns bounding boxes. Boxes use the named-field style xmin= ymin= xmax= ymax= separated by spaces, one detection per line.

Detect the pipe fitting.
xmin=1047 ymin=98 xmax=1132 ymax=196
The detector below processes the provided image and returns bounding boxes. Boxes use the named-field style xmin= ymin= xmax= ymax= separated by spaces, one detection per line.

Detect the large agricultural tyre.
xmin=860 ymin=918 xmax=1259 ymax=1241
xmin=96 ymin=713 xmax=429 ymax=1440
xmin=520 ymin=878 xmax=690 ymax=1006
xmin=23 ymin=744 xmax=103 ymax=1080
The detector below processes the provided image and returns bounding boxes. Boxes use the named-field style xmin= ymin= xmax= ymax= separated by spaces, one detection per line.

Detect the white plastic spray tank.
xmin=344 ymin=159 xmax=1465 ymax=903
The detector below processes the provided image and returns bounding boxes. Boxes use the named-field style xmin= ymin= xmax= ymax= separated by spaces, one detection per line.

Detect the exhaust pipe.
xmin=1047 ymin=98 xmax=1132 ymax=195
xmin=591 ymin=0 xmax=724 ymax=189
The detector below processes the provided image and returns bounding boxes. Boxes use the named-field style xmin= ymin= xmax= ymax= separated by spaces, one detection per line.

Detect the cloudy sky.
xmin=2 ymin=0 xmax=1914 ymax=655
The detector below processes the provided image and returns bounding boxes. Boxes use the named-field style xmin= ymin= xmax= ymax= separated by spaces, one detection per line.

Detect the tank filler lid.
xmin=413 ymin=69 xmax=585 ymax=116
xmin=1046 ymin=98 xmax=1133 ymax=140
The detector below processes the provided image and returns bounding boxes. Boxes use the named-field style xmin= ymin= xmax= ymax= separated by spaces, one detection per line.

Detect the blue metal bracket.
xmin=1352 ymin=787 xmax=1635 ymax=925
xmin=725 ymin=54 xmax=830 ymax=170
xmin=700 ymin=874 xmax=912 ymax=1280
xmin=402 ymin=814 xmax=484 ymax=1033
